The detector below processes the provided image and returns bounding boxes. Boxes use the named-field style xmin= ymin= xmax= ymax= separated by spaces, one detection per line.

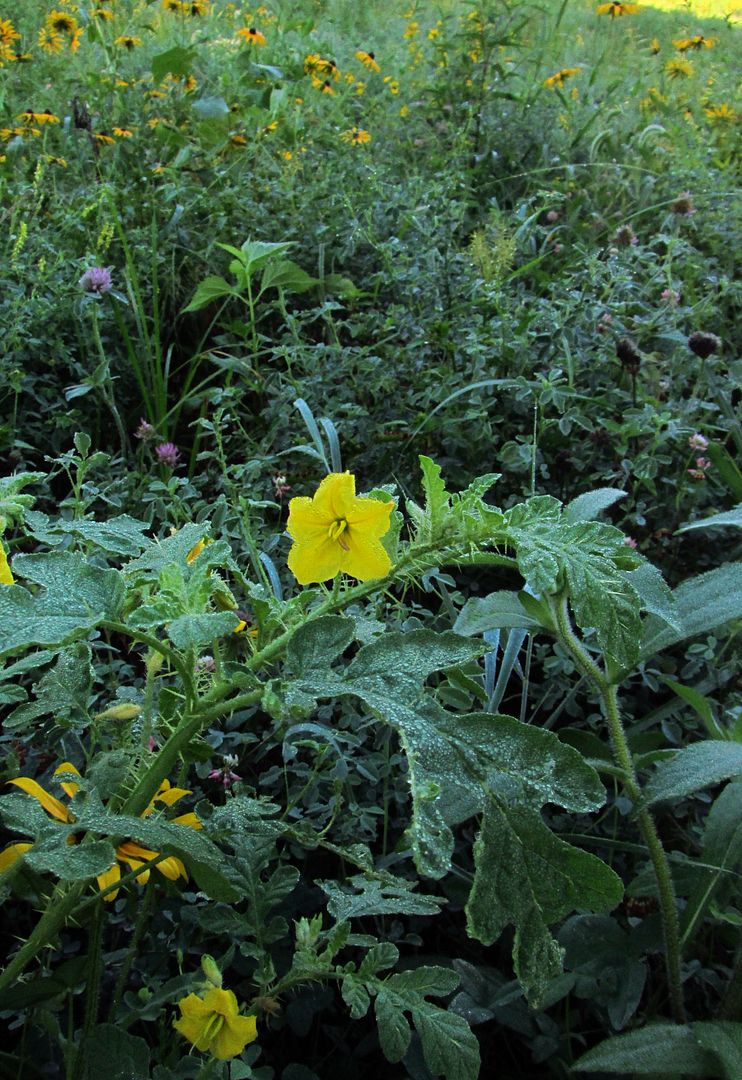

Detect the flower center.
xmin=202 ymin=1013 xmax=225 ymax=1046
xmin=328 ymin=519 xmax=349 ymax=550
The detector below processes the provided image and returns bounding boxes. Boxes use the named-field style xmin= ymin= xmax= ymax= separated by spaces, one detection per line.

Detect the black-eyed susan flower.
xmin=162 ymin=0 xmax=183 ymax=11
xmin=236 ymin=26 xmax=266 ymax=45
xmin=17 ymin=109 xmax=60 ymax=126
xmin=0 ymin=18 xmax=20 ymax=46
xmin=650 ymin=37 xmax=660 ymax=54
xmin=340 ymin=126 xmax=371 ymax=145
xmin=543 ymin=66 xmax=581 ymax=88
xmin=673 ymin=34 xmax=714 ymax=51
xmin=114 ymin=35 xmax=142 ymax=49
xmin=92 ymin=7 xmax=114 ymax=20
xmin=286 ymin=472 xmax=394 ymax=585
xmin=185 ymin=0 xmax=210 ymax=15
xmin=45 ymin=10 xmax=78 ymax=35
xmin=38 ymin=26 xmax=64 ymax=53
xmin=174 ymin=988 xmax=258 ymax=1060
xmin=666 ymin=57 xmax=693 ymax=78
xmin=94 ymin=131 xmax=116 ymax=145
xmin=0 ymin=765 xmax=202 ymax=899
xmin=596 ymin=2 xmax=639 ymax=14
xmin=704 ymin=103 xmax=736 ymax=123
xmin=355 ymin=49 xmax=380 ymax=73
xmin=113 ymin=127 xmax=134 ymax=138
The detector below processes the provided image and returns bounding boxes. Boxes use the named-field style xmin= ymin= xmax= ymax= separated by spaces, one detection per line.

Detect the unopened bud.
xmin=95 ymin=703 xmax=142 ymax=721
xmin=146 ymin=650 xmax=164 ymax=675
xmin=200 ymin=954 xmax=222 ymax=988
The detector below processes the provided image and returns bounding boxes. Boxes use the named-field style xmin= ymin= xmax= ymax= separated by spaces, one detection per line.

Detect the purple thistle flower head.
xmin=79 ymin=266 xmax=113 ymax=294
xmin=155 ymin=441 xmax=180 ymax=468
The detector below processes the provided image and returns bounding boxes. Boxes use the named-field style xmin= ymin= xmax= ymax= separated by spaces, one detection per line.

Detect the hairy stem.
xmin=553 ymin=595 xmax=686 ymax=1023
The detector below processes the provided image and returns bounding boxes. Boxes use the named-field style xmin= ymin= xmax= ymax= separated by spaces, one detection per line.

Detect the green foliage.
xmin=573 ymin=1022 xmax=742 ymax=1077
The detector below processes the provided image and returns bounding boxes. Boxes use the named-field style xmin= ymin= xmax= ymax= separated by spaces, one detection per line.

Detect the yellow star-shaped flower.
xmin=286 ymin=472 xmax=394 ymax=585
xmin=174 ymin=987 xmax=258 ymax=1060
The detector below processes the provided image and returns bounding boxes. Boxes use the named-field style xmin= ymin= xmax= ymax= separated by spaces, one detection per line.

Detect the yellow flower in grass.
xmin=340 ymin=127 xmax=371 ymax=145
xmin=236 ymin=26 xmax=266 ymax=45
xmin=0 ymin=544 xmax=13 ymax=585
xmin=666 ymin=57 xmax=693 ymax=78
xmin=113 ymin=127 xmax=134 ymax=138
xmin=544 ymin=66 xmax=581 ymax=88
xmin=0 ymin=765 xmax=201 ymax=901
xmin=596 ymin=2 xmax=639 ymax=14
xmin=287 ymin=472 xmax=394 ymax=585
xmin=45 ymin=11 xmax=78 ymax=35
xmin=356 ymin=49 xmax=380 ymax=73
xmin=17 ymin=109 xmax=60 ymax=125
xmin=174 ymin=987 xmax=258 ymax=1060
xmin=0 ymin=18 xmax=20 ymax=47
xmin=115 ymin=36 xmax=142 ymax=49
xmin=673 ymin=35 xmax=713 ymax=51
xmin=705 ymin=103 xmax=736 ymax=123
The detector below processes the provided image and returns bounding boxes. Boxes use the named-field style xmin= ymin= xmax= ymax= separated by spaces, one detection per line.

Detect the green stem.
xmin=552 ymin=595 xmax=686 ymax=1023
xmin=72 ymin=900 xmax=104 ymax=1080
xmin=0 ymin=881 xmax=85 ymax=994
xmin=107 ymin=884 xmax=154 ymax=1022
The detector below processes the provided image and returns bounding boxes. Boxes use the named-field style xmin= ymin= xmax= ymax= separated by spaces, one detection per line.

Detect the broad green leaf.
xmin=125 ymin=523 xmax=210 ymax=576
xmin=625 ymin=562 xmax=679 ymax=629
xmin=191 ymin=96 xmax=230 ymax=120
xmin=374 ymin=968 xmax=479 ymax=1080
xmin=182 ymin=275 xmax=235 ymax=314
xmin=151 ymin=45 xmax=197 ymax=83
xmin=505 ymin=514 xmax=642 ymax=668
xmin=640 ymin=562 xmax=742 ymax=662
xmin=0 ymin=554 xmax=124 ymax=658
xmin=26 ymin=834 xmax=116 ymax=881
xmin=564 ymin=487 xmax=627 ymax=523
xmin=645 ymin=742 xmax=742 ymax=805
xmin=466 ymin=795 xmax=622 ymax=1003
xmin=694 ymin=1021 xmax=742 ymax=1077
xmin=683 ymin=780 xmax=742 ymax=941
xmin=0 ymin=471 xmax=44 ymax=527
xmin=167 ymin=612 xmax=240 ymax=649
xmin=4 ymin=643 xmax=92 ymax=733
xmin=286 ymin=616 xmax=355 ymax=675
xmin=83 ymin=1024 xmax=150 ymax=1080
xmin=453 ymin=591 xmax=542 ymax=635
xmin=45 ymin=515 xmax=151 ymax=557
xmin=259 ymin=259 xmax=316 ymax=294
xmin=559 ymin=915 xmax=646 ymax=1030
xmin=319 ymin=875 xmax=443 ymax=921
xmin=341 ymin=975 xmax=371 ymax=1019
xmin=572 ymin=1023 xmax=730 ymax=1076
xmin=677 ymin=505 xmax=742 ymax=532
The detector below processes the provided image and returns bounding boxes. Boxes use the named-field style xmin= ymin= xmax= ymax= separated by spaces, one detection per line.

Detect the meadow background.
xmin=0 ymin=0 xmax=741 ymax=1077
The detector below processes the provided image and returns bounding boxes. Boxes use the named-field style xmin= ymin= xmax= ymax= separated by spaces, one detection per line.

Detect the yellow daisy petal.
xmin=8 ymin=777 xmax=71 ymax=822
xmin=0 ymin=842 xmax=33 ymax=873
xmin=97 ymin=861 xmax=121 ymax=901
xmin=53 ymin=761 xmax=81 ymax=799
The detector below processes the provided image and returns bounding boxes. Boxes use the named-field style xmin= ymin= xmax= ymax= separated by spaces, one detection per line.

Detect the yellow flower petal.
xmin=212 ymin=1013 xmax=258 ymax=1060
xmin=96 ymin=861 xmax=121 ymax=901
xmin=156 ymin=855 xmax=187 ymax=881
xmin=286 ymin=496 xmax=329 ymax=540
xmin=0 ymin=842 xmax=33 ymax=873
xmin=341 ymin=532 xmax=392 ymax=581
xmin=172 ymin=811 xmax=202 ymax=829
xmin=53 ymin=761 xmax=81 ymax=799
xmin=0 ymin=545 xmax=13 ymax=585
xmin=8 ymin=777 xmax=71 ymax=822
xmin=312 ymin=472 xmax=356 ymax=520
xmin=346 ymin=495 xmax=395 ymax=536
xmin=287 ymin=536 xmax=343 ymax=585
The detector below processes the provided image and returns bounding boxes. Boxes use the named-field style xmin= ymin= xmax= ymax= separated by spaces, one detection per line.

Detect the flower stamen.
xmin=328 ymin=519 xmax=349 ymax=549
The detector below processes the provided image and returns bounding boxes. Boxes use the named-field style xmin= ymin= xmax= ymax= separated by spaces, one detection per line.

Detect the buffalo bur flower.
xmin=79 ymin=266 xmax=113 ymax=294
xmin=174 ymin=987 xmax=257 ymax=1060
xmin=155 ymin=441 xmax=180 ymax=467
xmin=287 ymin=472 xmax=394 ymax=585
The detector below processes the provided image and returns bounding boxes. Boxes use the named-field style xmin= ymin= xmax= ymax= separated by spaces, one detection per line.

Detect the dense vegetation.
xmin=1 ymin=1 xmax=741 ymax=1077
